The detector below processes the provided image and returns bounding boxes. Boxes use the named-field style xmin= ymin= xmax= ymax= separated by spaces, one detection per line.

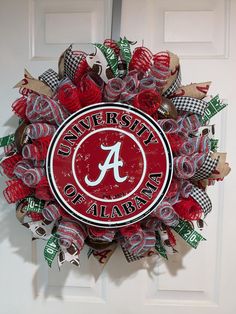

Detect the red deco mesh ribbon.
xmin=87 ymin=226 xmax=116 ymax=242
xmin=173 ymin=197 xmax=203 ymax=221
xmin=3 ymin=179 xmax=32 ymax=204
xmin=12 ymin=97 xmax=28 ymax=121
xmin=165 ymin=178 xmax=180 ymax=199
xmin=34 ymin=176 xmax=54 ymax=201
xmin=151 ymin=51 xmax=171 ymax=91
xmin=73 ymin=52 xmax=89 ymax=86
xmin=0 ymin=153 xmax=22 ymax=178
xmin=78 ymin=75 xmax=102 ymax=107
xmin=133 ymin=89 xmax=162 ymax=116
xmin=28 ymin=212 xmax=44 ymax=222
xmin=22 ymin=136 xmax=52 ymax=161
xmin=129 ymin=47 xmax=153 ymax=73
xmin=166 ymin=133 xmax=184 ymax=154
xmin=57 ymin=79 xmax=81 ymax=113
xmin=104 ymin=39 xmax=120 ymax=56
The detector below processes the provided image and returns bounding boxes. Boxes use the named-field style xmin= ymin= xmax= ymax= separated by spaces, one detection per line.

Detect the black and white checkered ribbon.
xmin=190 ymin=186 xmax=212 ymax=217
xmin=193 ymin=153 xmax=219 ymax=181
xmin=121 ymin=246 xmax=144 ymax=263
xmin=64 ymin=45 xmax=83 ymax=81
xmin=162 ymin=70 xmax=181 ymax=97
xmin=172 ymin=96 xmax=207 ymax=116
xmin=39 ymin=69 xmax=59 ymax=91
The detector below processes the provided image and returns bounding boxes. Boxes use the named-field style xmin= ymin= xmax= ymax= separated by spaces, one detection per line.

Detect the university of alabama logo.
xmin=46 ymin=103 xmax=173 ymax=227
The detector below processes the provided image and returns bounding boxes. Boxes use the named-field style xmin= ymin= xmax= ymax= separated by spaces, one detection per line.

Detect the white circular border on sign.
xmin=46 ymin=103 xmax=173 ymax=228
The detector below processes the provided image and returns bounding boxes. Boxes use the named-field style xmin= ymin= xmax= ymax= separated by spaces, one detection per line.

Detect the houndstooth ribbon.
xmin=39 ymin=69 xmax=59 ymax=91
xmin=192 ymin=153 xmax=219 ymax=181
xmin=190 ymin=186 xmax=212 ymax=217
xmin=121 ymin=246 xmax=144 ymax=262
xmin=162 ymin=70 xmax=181 ymax=97
xmin=172 ymin=97 xmax=208 ymax=116
xmin=64 ymin=45 xmax=83 ymax=81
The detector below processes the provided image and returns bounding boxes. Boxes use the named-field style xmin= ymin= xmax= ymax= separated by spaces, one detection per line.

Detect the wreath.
xmin=0 ymin=38 xmax=230 ymax=268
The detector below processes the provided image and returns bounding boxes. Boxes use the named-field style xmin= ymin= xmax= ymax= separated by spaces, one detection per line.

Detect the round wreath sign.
xmin=0 ymin=38 xmax=230 ymax=268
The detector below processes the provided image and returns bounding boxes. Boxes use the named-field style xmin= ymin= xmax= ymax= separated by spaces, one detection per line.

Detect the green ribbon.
xmin=210 ymin=138 xmax=219 ymax=152
xmin=0 ymin=134 xmax=15 ymax=147
xmin=117 ymin=37 xmax=132 ymax=70
xmin=95 ymin=43 xmax=119 ymax=77
xmin=44 ymin=234 xmax=60 ymax=267
xmin=202 ymin=95 xmax=227 ymax=123
xmin=172 ymin=219 xmax=205 ymax=249
xmin=155 ymin=231 xmax=168 ymax=259
xmin=25 ymin=197 xmax=45 ymax=213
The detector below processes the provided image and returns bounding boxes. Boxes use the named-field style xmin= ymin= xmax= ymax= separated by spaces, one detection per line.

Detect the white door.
xmin=0 ymin=0 xmax=236 ymax=313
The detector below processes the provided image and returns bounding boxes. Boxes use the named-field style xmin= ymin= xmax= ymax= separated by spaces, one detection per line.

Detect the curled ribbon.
xmin=42 ymin=202 xmax=64 ymax=221
xmin=57 ymin=79 xmax=81 ymax=113
xmin=26 ymin=123 xmax=56 ymax=139
xmin=104 ymin=78 xmax=126 ymax=102
xmin=0 ymin=153 xmax=22 ymax=178
xmin=57 ymin=220 xmax=87 ymax=251
xmin=22 ymin=168 xmax=45 ymax=187
xmin=87 ymin=226 xmax=116 ymax=242
xmin=22 ymin=136 xmax=52 ymax=161
xmin=174 ymin=156 xmax=196 ymax=179
xmin=151 ymin=201 xmax=179 ymax=227
xmin=26 ymin=94 xmax=69 ymax=125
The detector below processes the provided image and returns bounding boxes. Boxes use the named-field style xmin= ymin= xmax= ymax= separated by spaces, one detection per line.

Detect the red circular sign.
xmin=47 ymin=103 xmax=173 ymax=227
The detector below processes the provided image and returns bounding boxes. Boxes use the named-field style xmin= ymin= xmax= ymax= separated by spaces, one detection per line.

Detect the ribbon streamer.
xmin=129 ymin=47 xmax=153 ymax=73
xmin=24 ymin=196 xmax=45 ymax=213
xmin=0 ymin=134 xmax=15 ymax=147
xmin=172 ymin=219 xmax=205 ymax=249
xmin=44 ymin=234 xmax=60 ymax=267
xmin=202 ymin=95 xmax=227 ymax=123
